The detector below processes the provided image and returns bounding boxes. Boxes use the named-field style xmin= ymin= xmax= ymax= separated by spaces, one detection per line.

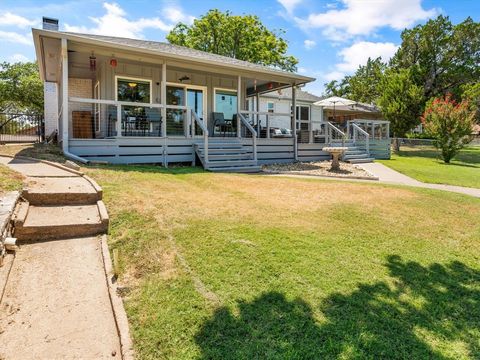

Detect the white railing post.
xmin=116 ymin=104 xmax=122 ymax=137
xmin=266 ymin=114 xmax=270 ymax=139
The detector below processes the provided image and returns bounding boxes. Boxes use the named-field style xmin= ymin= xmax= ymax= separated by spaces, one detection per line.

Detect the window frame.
xmin=267 ymin=101 xmax=275 ymax=113
xmin=114 ymin=75 xmax=153 ymax=104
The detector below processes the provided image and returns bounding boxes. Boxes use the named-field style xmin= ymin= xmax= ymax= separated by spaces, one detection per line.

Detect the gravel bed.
xmin=263 ymin=161 xmax=375 ymax=179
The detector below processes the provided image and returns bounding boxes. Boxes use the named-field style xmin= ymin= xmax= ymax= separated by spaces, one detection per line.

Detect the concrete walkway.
xmin=0 ymin=156 xmax=122 ymax=359
xmin=359 ymin=162 xmax=480 ymax=198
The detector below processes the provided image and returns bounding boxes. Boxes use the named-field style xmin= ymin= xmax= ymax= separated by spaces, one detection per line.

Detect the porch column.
xmin=161 ymin=62 xmax=168 ymax=167
xmin=161 ymin=63 xmax=167 ymax=137
xmin=237 ymin=75 xmax=241 ymax=138
xmin=256 ymin=93 xmax=261 ymax=138
xmin=291 ymin=85 xmax=298 ymax=161
xmin=61 ymin=38 xmax=69 ymax=153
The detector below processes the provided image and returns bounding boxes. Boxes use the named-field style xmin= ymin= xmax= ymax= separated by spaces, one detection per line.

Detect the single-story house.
xmin=34 ymin=17 xmax=390 ymax=172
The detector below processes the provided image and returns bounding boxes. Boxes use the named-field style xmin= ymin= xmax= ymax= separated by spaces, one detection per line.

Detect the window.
xmin=267 ymin=102 xmax=275 ymax=113
xmin=166 ymin=86 xmax=186 ymax=136
xmin=215 ymin=89 xmax=237 ymax=121
xmin=116 ymin=78 xmax=151 ymax=103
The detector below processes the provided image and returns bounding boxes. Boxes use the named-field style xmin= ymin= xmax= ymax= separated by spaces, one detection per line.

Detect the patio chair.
xmin=212 ymin=112 xmax=232 ymax=137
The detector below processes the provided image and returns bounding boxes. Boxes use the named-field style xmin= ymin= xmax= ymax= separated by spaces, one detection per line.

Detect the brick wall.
xmin=44 ymin=82 xmax=58 ymax=136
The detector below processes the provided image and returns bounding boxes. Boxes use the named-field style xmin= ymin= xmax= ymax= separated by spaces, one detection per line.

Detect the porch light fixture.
xmin=89 ymin=53 xmax=96 ymax=71
xmin=110 ymin=58 xmax=117 ymax=67
xmin=128 ymin=82 xmax=137 ymax=88
xmin=179 ymin=75 xmax=190 ymax=82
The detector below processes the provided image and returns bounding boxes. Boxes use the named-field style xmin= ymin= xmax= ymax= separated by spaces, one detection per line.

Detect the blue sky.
xmin=0 ymin=0 xmax=478 ymax=95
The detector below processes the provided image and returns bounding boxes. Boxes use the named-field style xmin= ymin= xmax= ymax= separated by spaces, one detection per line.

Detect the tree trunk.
xmin=392 ymin=137 xmax=400 ymax=153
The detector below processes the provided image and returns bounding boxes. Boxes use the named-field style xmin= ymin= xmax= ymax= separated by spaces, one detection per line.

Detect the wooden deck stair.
xmin=330 ymin=140 xmax=374 ymax=164
xmin=194 ymin=139 xmax=261 ymax=173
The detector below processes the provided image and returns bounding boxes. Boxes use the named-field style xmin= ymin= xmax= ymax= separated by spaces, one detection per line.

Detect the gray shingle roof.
xmin=261 ymin=87 xmax=322 ymax=103
xmin=63 ymin=32 xmax=312 ymax=81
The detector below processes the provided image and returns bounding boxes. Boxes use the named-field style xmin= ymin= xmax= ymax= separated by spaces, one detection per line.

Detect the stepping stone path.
xmin=0 ymin=156 xmax=122 ymax=359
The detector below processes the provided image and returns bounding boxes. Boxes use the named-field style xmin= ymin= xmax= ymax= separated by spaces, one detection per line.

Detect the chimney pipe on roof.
xmin=42 ymin=17 xmax=59 ymax=31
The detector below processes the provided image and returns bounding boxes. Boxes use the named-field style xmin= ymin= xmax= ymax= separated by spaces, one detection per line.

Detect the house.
xmin=33 ymin=18 xmax=390 ymax=172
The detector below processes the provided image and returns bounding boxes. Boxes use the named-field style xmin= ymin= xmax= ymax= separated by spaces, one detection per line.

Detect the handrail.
xmin=351 ymin=123 xmax=370 ymax=155
xmin=237 ymin=112 xmax=257 ymax=161
xmin=68 ymin=97 xmax=187 ymax=110
xmin=191 ymin=109 xmax=209 ymax=164
xmin=327 ymin=121 xmax=346 ymax=147
xmin=240 ymin=110 xmax=291 ymax=117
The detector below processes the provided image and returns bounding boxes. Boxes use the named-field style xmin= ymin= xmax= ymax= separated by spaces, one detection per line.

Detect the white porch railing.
xmin=240 ymin=110 xmax=292 ymax=139
xmin=191 ymin=109 xmax=209 ymax=163
xmin=350 ymin=122 xmax=370 ymax=155
xmin=237 ymin=112 xmax=257 ymax=161
xmin=327 ymin=122 xmax=346 ymax=147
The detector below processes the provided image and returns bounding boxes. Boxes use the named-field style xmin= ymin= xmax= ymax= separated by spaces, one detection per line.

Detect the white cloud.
xmin=64 ymin=2 xmax=192 ymax=39
xmin=304 ymin=39 xmax=316 ymax=49
xmin=277 ymin=0 xmax=303 ymax=14
xmin=336 ymin=41 xmax=398 ymax=72
xmin=0 ymin=12 xmax=36 ymax=28
xmin=162 ymin=6 xmax=195 ymax=25
xmin=9 ymin=53 xmax=30 ymax=63
xmin=297 ymin=0 xmax=438 ymax=40
xmin=323 ymin=71 xmax=345 ymax=82
xmin=0 ymin=30 xmax=32 ymax=45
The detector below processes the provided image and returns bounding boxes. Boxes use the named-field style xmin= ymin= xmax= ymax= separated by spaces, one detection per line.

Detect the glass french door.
xmin=166 ymin=85 xmax=206 ymax=136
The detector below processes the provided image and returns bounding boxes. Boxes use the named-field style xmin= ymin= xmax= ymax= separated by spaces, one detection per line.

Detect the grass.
xmin=378 ymin=146 xmax=480 ymax=188
xmin=0 ymin=163 xmax=23 ymax=195
xmin=0 ymin=143 xmax=66 ymax=163
xmin=84 ymin=164 xmax=480 ymax=359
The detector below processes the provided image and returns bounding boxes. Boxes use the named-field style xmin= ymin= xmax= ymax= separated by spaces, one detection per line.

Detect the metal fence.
xmin=0 ymin=113 xmax=45 ymax=143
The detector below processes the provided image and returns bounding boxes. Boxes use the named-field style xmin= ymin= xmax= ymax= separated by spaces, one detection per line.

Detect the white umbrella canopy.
xmin=314 ymin=96 xmax=357 ymax=122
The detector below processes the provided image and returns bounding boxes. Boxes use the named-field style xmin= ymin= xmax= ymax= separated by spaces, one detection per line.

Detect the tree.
xmin=391 ymin=15 xmax=480 ymax=99
xmin=0 ymin=61 xmax=43 ymax=114
xmin=461 ymin=83 xmax=480 ymax=121
xmin=346 ymin=57 xmax=386 ymax=103
xmin=167 ymin=9 xmax=298 ymax=72
xmin=377 ymin=69 xmax=424 ymax=152
xmin=324 ymin=78 xmax=350 ymax=98
xmin=422 ymin=94 xmax=475 ymax=163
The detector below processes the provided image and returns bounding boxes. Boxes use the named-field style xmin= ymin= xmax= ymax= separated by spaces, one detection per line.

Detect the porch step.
xmin=23 ymin=177 xmax=101 ymax=205
xmin=208 ymin=165 xmax=262 ymax=173
xmin=346 ymin=157 xmax=375 ymax=164
xmin=343 ymin=153 xmax=370 ymax=160
xmin=13 ymin=200 xmax=109 ymax=242
xmin=198 ymin=148 xmax=249 ymax=155
xmin=196 ymin=143 xmax=244 ymax=150
xmin=206 ymin=153 xmax=252 ymax=160
xmin=207 ymin=159 xmax=258 ymax=168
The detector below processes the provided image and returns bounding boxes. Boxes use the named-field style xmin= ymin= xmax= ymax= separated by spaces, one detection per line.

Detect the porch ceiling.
xmin=33 ymin=28 xmax=314 ymax=86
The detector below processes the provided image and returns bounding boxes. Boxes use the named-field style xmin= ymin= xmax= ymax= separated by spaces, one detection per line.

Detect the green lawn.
xmin=378 ymin=146 xmax=480 ymax=188
xmin=86 ymin=165 xmax=480 ymax=360
xmin=0 ymin=163 xmax=23 ymax=195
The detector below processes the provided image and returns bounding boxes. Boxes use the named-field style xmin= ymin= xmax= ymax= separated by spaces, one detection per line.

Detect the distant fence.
xmin=394 ymin=137 xmax=480 ymax=147
xmin=0 ymin=113 xmax=45 ymax=143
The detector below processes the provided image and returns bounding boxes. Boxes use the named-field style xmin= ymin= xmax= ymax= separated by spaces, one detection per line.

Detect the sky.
xmin=0 ymin=0 xmax=478 ymax=95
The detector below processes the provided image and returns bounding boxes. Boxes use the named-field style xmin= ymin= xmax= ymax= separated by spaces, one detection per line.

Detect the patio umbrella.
xmin=314 ymin=96 xmax=356 ymax=122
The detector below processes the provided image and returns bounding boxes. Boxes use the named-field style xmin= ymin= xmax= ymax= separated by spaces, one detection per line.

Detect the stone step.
xmin=346 ymin=158 xmax=375 ymax=164
xmin=13 ymin=200 xmax=109 ymax=242
xmin=23 ymin=177 xmax=100 ymax=205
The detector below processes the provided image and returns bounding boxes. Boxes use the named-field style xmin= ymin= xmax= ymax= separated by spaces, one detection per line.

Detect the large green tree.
xmin=325 ymin=57 xmax=386 ymax=103
xmin=167 ymin=9 xmax=298 ymax=72
xmin=391 ymin=15 xmax=480 ymax=99
xmin=0 ymin=61 xmax=43 ymax=114
xmin=377 ymin=69 xmax=424 ymax=151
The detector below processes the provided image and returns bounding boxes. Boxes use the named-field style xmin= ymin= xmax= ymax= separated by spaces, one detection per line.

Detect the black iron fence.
xmin=0 ymin=113 xmax=45 ymax=143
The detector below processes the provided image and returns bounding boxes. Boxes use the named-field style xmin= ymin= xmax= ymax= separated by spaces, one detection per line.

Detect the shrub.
xmin=421 ymin=94 xmax=475 ymax=163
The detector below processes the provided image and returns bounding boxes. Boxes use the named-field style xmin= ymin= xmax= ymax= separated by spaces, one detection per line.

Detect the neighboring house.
xmin=33 ymin=18 xmax=390 ymax=171
xmin=322 ymin=102 xmax=383 ymax=124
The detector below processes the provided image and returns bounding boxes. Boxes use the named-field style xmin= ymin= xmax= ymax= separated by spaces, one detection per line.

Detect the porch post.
xmin=237 ymin=75 xmax=241 ymax=138
xmin=161 ymin=62 xmax=168 ymax=167
xmin=292 ymin=85 xmax=298 ymax=161
xmin=256 ymin=93 xmax=261 ymax=138
xmin=61 ymin=38 xmax=69 ymax=153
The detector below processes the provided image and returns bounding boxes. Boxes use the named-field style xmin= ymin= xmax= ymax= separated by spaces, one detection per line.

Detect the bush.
xmin=421 ymin=94 xmax=475 ymax=163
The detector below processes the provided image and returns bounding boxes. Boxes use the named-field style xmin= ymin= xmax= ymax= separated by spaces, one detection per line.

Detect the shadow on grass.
xmin=397 ymin=146 xmax=480 ymax=165
xmin=195 ymin=255 xmax=480 ymax=359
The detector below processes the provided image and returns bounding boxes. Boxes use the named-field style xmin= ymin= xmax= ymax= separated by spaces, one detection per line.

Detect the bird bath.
xmin=322 ymin=147 xmax=348 ymax=171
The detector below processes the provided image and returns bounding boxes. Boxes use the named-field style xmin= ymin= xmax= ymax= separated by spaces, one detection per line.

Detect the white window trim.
xmin=94 ymin=81 xmax=100 ymax=132
xmin=166 ymin=82 xmax=208 ymax=121
xmin=267 ymin=101 xmax=275 ymax=113
xmin=114 ymin=75 xmax=153 ymax=103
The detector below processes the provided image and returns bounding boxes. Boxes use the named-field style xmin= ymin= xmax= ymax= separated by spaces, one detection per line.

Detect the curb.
xmin=100 ymin=235 xmax=134 ymax=360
